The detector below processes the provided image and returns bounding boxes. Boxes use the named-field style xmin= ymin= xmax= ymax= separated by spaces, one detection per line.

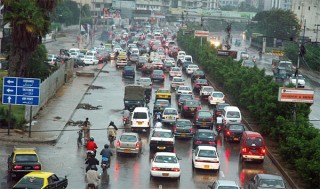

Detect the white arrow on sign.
xmin=6 ymin=88 xmax=14 ymax=93
xmin=7 ymin=96 xmax=11 ymax=103
xmin=7 ymin=80 xmax=14 ymax=84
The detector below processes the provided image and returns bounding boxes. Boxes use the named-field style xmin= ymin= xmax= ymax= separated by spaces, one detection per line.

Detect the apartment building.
xmin=263 ymin=0 xmax=292 ymax=10
xmin=176 ymin=0 xmax=218 ymax=10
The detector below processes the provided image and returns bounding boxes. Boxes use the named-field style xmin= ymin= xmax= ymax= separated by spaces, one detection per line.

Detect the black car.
xmin=192 ymin=129 xmax=217 ymax=149
xmin=74 ymin=58 xmax=85 ymax=68
xmin=180 ymin=100 xmax=201 ymax=118
xmin=177 ymin=94 xmax=194 ymax=109
xmin=149 ymin=129 xmax=175 ymax=152
xmin=173 ymin=119 xmax=194 ymax=138
xmin=194 ymin=110 xmax=214 ymax=129
xmin=193 ymin=79 xmax=209 ymax=93
xmin=213 ymin=103 xmax=230 ymax=119
xmin=122 ymin=66 xmax=135 ymax=78
xmin=246 ymin=174 xmax=286 ymax=189
xmin=153 ymin=99 xmax=170 ymax=114
xmin=191 ymin=71 xmax=206 ymax=82
xmin=223 ymin=123 xmax=245 ymax=142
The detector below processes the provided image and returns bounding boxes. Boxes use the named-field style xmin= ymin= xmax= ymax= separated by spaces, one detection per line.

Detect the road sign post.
xmin=2 ymin=77 xmax=41 ymax=136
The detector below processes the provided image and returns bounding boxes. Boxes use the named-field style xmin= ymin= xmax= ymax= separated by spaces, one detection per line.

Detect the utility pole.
xmin=78 ymin=0 xmax=82 ymax=48
xmin=181 ymin=12 xmax=184 ymax=28
xmin=315 ymin=24 xmax=320 ymax=44
xmin=200 ymin=16 xmax=204 ymax=46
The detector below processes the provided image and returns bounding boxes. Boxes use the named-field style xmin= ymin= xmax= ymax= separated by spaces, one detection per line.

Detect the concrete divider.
xmin=76 ymin=71 xmax=95 ymax=77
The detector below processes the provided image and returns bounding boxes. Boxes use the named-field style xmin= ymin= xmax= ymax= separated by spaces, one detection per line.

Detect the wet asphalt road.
xmin=0 ymin=59 xmax=292 ymax=189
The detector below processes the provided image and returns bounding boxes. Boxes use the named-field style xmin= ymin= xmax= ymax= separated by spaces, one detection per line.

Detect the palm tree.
xmin=3 ymin=0 xmax=58 ymax=77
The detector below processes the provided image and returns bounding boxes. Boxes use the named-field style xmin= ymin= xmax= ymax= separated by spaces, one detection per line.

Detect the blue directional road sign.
xmin=2 ymin=77 xmax=41 ymax=106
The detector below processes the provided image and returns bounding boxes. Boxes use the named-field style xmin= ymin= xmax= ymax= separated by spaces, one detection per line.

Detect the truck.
xmin=124 ymin=85 xmax=146 ymax=112
xmin=272 ymin=56 xmax=295 ymax=79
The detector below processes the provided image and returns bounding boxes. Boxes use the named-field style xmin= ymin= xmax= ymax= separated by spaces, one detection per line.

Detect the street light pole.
xmin=315 ymin=24 xmax=320 ymax=44
xmin=78 ymin=0 xmax=82 ymax=48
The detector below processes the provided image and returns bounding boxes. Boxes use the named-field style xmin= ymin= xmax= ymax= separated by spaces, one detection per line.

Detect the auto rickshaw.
xmin=274 ymin=67 xmax=287 ymax=82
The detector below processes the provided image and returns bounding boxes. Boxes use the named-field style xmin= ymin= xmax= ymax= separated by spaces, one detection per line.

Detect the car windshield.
xmin=153 ymin=71 xmax=163 ymax=74
xmin=179 ymin=95 xmax=193 ymax=101
xmin=217 ymin=104 xmax=229 ymax=110
xmin=179 ymin=86 xmax=191 ymax=91
xmin=198 ymin=111 xmax=212 ymax=117
xmin=259 ymin=179 xmax=285 ymax=188
xmin=229 ymin=124 xmax=244 ymax=131
xmin=246 ymin=137 xmax=263 ymax=147
xmin=198 ymin=150 xmax=217 ymax=158
xmin=164 ymin=109 xmax=178 ymax=115
xmin=226 ymin=111 xmax=240 ymax=118
xmin=198 ymin=132 xmax=215 ymax=139
xmin=133 ymin=112 xmax=147 ymax=119
xmin=140 ymin=78 xmax=151 ymax=82
xmin=291 ymin=75 xmax=304 ymax=79
xmin=15 ymin=176 xmax=44 ymax=188
xmin=120 ymin=135 xmax=137 ymax=142
xmin=154 ymin=155 xmax=177 ymax=163
xmin=172 ymin=68 xmax=180 ymax=71
xmin=125 ymin=67 xmax=134 ymax=70
xmin=196 ymin=79 xmax=207 ymax=84
xmin=85 ymin=56 xmax=94 ymax=59
xmin=212 ymin=93 xmax=224 ymax=98
xmin=152 ymin=131 xmax=172 ymax=138
xmin=189 ymin=65 xmax=198 ymax=68
xmin=15 ymin=154 xmax=38 ymax=162
xmin=177 ymin=120 xmax=192 ymax=127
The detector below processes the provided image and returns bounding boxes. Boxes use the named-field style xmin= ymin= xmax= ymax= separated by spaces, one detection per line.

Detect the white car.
xmin=176 ymin=85 xmax=193 ymax=98
xmin=150 ymin=152 xmax=181 ymax=179
xmin=169 ymin=67 xmax=182 ymax=77
xmin=149 ymin=128 xmax=175 ymax=152
xmin=192 ymin=146 xmax=220 ymax=171
xmin=200 ymin=86 xmax=215 ymax=99
xmin=186 ymin=64 xmax=200 ymax=75
xmin=162 ymin=108 xmax=179 ymax=124
xmin=177 ymin=55 xmax=185 ymax=62
xmin=83 ymin=55 xmax=99 ymax=65
xmin=70 ymin=52 xmax=79 ymax=59
xmin=209 ymin=91 xmax=225 ymax=105
xmin=178 ymin=51 xmax=186 ymax=56
xmin=208 ymin=180 xmax=241 ymax=189
xmin=289 ymin=74 xmax=305 ymax=88
xmin=183 ymin=55 xmax=193 ymax=63
xmin=171 ymin=77 xmax=184 ymax=90
xmin=136 ymin=77 xmax=152 ymax=89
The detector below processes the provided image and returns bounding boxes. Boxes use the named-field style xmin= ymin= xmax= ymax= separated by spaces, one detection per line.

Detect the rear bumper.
xmin=150 ymin=144 xmax=174 ymax=152
xmin=116 ymin=147 xmax=140 ymax=154
xmin=174 ymin=132 xmax=193 ymax=138
xmin=242 ymin=154 xmax=265 ymax=160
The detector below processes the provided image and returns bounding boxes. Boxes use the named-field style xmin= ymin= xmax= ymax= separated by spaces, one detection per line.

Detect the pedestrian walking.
xmin=82 ymin=118 xmax=91 ymax=144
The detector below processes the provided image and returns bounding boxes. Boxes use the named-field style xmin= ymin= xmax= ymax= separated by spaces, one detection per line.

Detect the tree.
xmin=3 ymin=0 xmax=58 ymax=77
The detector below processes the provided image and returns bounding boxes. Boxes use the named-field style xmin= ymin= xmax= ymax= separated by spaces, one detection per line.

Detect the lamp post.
xmin=315 ymin=24 xmax=320 ymax=44
xmin=78 ymin=1 xmax=82 ymax=48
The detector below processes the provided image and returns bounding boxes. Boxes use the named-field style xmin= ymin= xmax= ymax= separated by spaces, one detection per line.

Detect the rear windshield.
xmin=259 ymin=179 xmax=285 ymax=188
xmin=229 ymin=124 xmax=244 ymax=131
xmin=152 ymin=131 xmax=172 ymax=138
xmin=198 ymin=150 xmax=217 ymax=158
xmin=15 ymin=176 xmax=44 ymax=188
xmin=155 ymin=100 xmax=169 ymax=106
xmin=133 ymin=112 xmax=147 ymax=119
xmin=185 ymin=101 xmax=199 ymax=106
xmin=198 ymin=132 xmax=215 ymax=139
xmin=196 ymin=79 xmax=207 ymax=84
xmin=173 ymin=78 xmax=183 ymax=82
xmin=198 ymin=111 xmax=212 ymax=117
xmin=203 ymin=87 xmax=214 ymax=92
xmin=245 ymin=137 xmax=263 ymax=147
xmin=176 ymin=120 xmax=192 ymax=126
xmin=172 ymin=67 xmax=180 ymax=71
xmin=15 ymin=154 xmax=38 ymax=162
xmin=154 ymin=155 xmax=177 ymax=163
xmin=226 ymin=111 xmax=240 ymax=118
xmin=212 ymin=93 xmax=224 ymax=97
xmin=164 ymin=109 xmax=178 ymax=115
xmin=120 ymin=135 xmax=137 ymax=142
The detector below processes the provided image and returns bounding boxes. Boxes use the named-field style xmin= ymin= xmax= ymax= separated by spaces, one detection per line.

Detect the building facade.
xmin=176 ymin=0 xmax=218 ymax=10
xmin=263 ymin=0 xmax=292 ymax=10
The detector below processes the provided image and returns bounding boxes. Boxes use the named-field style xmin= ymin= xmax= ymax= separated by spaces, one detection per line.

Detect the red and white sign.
xmin=278 ymin=87 xmax=314 ymax=103
xmin=194 ymin=30 xmax=209 ymax=37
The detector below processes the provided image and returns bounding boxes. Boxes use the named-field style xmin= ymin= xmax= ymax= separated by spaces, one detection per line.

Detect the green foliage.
xmin=55 ymin=1 xmax=92 ymax=26
xmin=0 ymin=105 xmax=26 ymax=129
xmin=178 ymin=32 xmax=319 ymax=188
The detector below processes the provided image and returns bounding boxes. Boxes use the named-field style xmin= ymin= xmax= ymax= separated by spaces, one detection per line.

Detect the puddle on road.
xmin=84 ymin=84 xmax=106 ymax=89
xmin=76 ymin=103 xmax=102 ymax=110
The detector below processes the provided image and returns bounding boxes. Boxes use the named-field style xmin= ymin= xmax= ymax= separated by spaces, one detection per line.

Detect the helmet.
xmin=109 ymin=121 xmax=114 ymax=126
xmin=90 ymin=137 xmax=94 ymax=141
xmin=104 ymin=144 xmax=109 ymax=148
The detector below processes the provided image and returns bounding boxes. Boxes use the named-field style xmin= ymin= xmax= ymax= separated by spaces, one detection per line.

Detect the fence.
xmin=24 ymin=60 xmax=74 ymax=121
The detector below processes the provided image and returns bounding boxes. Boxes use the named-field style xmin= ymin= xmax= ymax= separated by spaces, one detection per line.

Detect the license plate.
xmin=202 ymin=122 xmax=206 ymax=126
xmin=138 ymin=122 xmax=142 ymax=125
xmin=24 ymin=166 xmax=31 ymax=170
xmin=158 ymin=146 xmax=166 ymax=150
xmin=124 ymin=149 xmax=130 ymax=153
xmin=162 ymin=173 xmax=169 ymax=176
xmin=169 ymin=116 xmax=172 ymax=119
xmin=181 ymin=134 xmax=186 ymax=137
xmin=204 ymin=165 xmax=210 ymax=169
xmin=190 ymin=108 xmax=195 ymax=111
xmin=234 ymin=138 xmax=239 ymax=141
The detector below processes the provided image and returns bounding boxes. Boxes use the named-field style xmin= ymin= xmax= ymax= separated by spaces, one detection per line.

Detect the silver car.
xmin=116 ymin=132 xmax=142 ymax=156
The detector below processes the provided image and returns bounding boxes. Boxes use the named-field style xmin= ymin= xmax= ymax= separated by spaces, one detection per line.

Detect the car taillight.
xmin=261 ymin=148 xmax=266 ymax=154
xmin=242 ymin=147 xmax=247 ymax=153
xmin=33 ymin=165 xmax=41 ymax=170
xmin=152 ymin=74 xmax=155 ymax=77
xmin=136 ymin=143 xmax=140 ymax=148
xmin=194 ymin=84 xmax=199 ymax=87
xmin=172 ymin=168 xmax=180 ymax=172
xmin=161 ymin=75 xmax=165 ymax=78
xmin=173 ymin=126 xmax=177 ymax=131
xmin=223 ymin=97 xmax=225 ymax=101
xmin=151 ymin=167 xmax=160 ymax=171
xmin=190 ymin=127 xmax=195 ymax=132
xmin=226 ymin=131 xmax=230 ymax=136
xmin=210 ymin=117 xmax=214 ymax=121
xmin=188 ymin=92 xmax=192 ymax=94
xmin=143 ymin=66 xmax=146 ymax=69
xmin=117 ymin=141 xmax=121 ymax=147
xmin=14 ymin=165 xmax=23 ymax=170
xmin=197 ymin=106 xmax=201 ymax=110
xmin=184 ymin=106 xmax=188 ymax=110
xmin=123 ymin=71 xmax=126 ymax=74
xmin=195 ymin=141 xmax=202 ymax=144
xmin=223 ymin=120 xmax=227 ymax=124
xmin=167 ymin=141 xmax=173 ymax=144
xmin=209 ymin=141 xmax=216 ymax=145
xmin=195 ymin=116 xmax=199 ymax=120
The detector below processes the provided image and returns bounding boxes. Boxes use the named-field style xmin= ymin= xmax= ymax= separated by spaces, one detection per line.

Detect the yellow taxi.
xmin=118 ymin=51 xmax=127 ymax=59
xmin=13 ymin=171 xmax=68 ymax=189
xmin=155 ymin=88 xmax=172 ymax=103
xmin=7 ymin=147 xmax=42 ymax=178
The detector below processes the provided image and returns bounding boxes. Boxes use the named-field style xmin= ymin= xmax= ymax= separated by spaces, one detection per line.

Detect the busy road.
xmin=1 ymin=56 xmax=292 ymax=188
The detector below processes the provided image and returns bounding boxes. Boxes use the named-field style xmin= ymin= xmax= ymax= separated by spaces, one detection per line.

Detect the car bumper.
xmin=116 ymin=147 xmax=140 ymax=154
xmin=242 ymin=155 xmax=265 ymax=160
xmin=162 ymin=118 xmax=177 ymax=123
xmin=209 ymin=100 xmax=225 ymax=105
xmin=193 ymin=162 xmax=220 ymax=170
xmin=174 ymin=132 xmax=193 ymax=138
xmin=150 ymin=144 xmax=174 ymax=152
xmin=150 ymin=171 xmax=181 ymax=178
xmin=195 ymin=121 xmax=213 ymax=128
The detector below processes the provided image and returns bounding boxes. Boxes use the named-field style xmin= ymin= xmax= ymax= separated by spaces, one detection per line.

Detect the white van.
xmin=69 ymin=48 xmax=80 ymax=54
xmin=221 ymin=106 xmax=242 ymax=125
xmin=183 ymin=55 xmax=193 ymax=63
xmin=131 ymin=107 xmax=151 ymax=130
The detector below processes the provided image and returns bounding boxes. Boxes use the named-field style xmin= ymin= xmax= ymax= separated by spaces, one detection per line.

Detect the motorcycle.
xmin=216 ymin=124 xmax=223 ymax=135
xmin=123 ymin=117 xmax=129 ymax=125
xmin=101 ymin=157 xmax=110 ymax=173
xmin=252 ymin=57 xmax=257 ymax=63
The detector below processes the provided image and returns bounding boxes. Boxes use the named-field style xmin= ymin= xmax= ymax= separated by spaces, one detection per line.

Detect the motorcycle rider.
xmin=82 ymin=117 xmax=91 ymax=145
xmin=100 ymin=144 xmax=113 ymax=168
xmin=259 ymin=50 xmax=262 ymax=60
xmin=154 ymin=111 xmax=162 ymax=122
xmin=85 ymin=151 xmax=99 ymax=172
xmin=252 ymin=56 xmax=257 ymax=63
xmin=216 ymin=115 xmax=223 ymax=135
xmin=107 ymin=121 xmax=118 ymax=144
xmin=85 ymin=166 xmax=100 ymax=189
xmin=123 ymin=109 xmax=130 ymax=124
xmin=87 ymin=137 xmax=98 ymax=156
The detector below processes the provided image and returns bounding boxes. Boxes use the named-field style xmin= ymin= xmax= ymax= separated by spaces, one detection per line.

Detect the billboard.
xmin=278 ymin=87 xmax=314 ymax=103
xmin=217 ymin=50 xmax=237 ymax=59
xmin=194 ymin=30 xmax=209 ymax=37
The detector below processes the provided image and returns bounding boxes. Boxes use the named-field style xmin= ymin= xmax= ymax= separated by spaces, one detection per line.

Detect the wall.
xmin=24 ymin=60 xmax=74 ymax=121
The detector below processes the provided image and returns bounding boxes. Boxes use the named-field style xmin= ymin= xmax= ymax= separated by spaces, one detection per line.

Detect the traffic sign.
xmin=2 ymin=77 xmax=41 ymax=106
xmin=278 ymin=87 xmax=314 ymax=103
xmin=194 ymin=30 xmax=209 ymax=37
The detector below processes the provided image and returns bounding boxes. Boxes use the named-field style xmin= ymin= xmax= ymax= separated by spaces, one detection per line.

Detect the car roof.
xmin=164 ymin=108 xmax=177 ymax=111
xmin=257 ymin=174 xmax=283 ymax=180
xmin=216 ymin=180 xmax=239 ymax=186
xmin=197 ymin=146 xmax=217 ymax=151
xmin=158 ymin=88 xmax=170 ymax=91
xmin=155 ymin=152 xmax=177 ymax=156
xmin=154 ymin=128 xmax=171 ymax=132
xmin=224 ymin=106 xmax=240 ymax=111
xmin=24 ymin=171 xmax=54 ymax=178
xmin=120 ymin=132 xmax=139 ymax=137
xmin=197 ymin=129 xmax=214 ymax=133
xmin=13 ymin=147 xmax=37 ymax=154
xmin=133 ymin=107 xmax=149 ymax=112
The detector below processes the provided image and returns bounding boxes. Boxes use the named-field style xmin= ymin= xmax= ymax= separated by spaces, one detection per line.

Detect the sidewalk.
xmin=0 ymin=25 xmax=104 ymax=143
